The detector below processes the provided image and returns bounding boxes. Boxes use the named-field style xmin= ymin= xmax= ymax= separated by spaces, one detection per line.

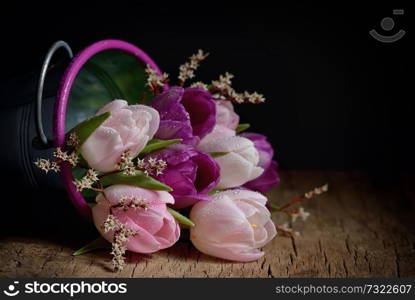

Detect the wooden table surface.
xmin=1 ymin=171 xmax=414 ymax=278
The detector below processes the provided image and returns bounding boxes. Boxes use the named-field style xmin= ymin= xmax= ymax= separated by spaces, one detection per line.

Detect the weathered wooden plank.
xmin=0 ymin=171 xmax=414 ymax=278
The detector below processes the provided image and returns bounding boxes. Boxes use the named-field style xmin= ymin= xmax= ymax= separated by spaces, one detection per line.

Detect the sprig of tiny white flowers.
xmin=103 ymin=214 xmax=139 ymax=271
xmin=277 ymin=222 xmax=300 ymax=237
xmin=136 ymin=157 xmax=167 ymax=177
xmin=190 ymin=81 xmax=209 ymax=90
xmin=53 ymin=147 xmax=79 ymax=167
xmin=304 ymin=184 xmax=329 ymax=199
xmin=117 ymin=151 xmax=167 ymax=177
xmin=208 ymin=72 xmax=265 ymax=103
xmin=191 ymin=72 xmax=265 ymax=103
xmin=178 ymin=49 xmax=209 ymax=85
xmin=273 ymin=183 xmax=328 ymax=237
xmin=34 ymin=143 xmax=80 ymax=173
xmin=289 ymin=207 xmax=310 ymax=223
xmin=34 ymin=159 xmax=60 ymax=173
xmin=117 ymin=151 xmax=137 ymax=176
xmin=144 ymin=64 xmax=169 ymax=95
xmin=116 ymin=196 xmax=149 ymax=211
xmin=73 ymin=169 xmax=99 ymax=192
xmin=66 ymin=132 xmax=80 ymax=148
xmin=144 ymin=49 xmax=264 ymax=103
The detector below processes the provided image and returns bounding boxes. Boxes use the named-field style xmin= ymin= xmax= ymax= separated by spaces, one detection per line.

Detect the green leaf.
xmin=72 ymin=167 xmax=86 ymax=180
xmin=140 ymin=138 xmax=182 ymax=154
xmin=208 ymin=189 xmax=220 ymax=196
xmin=236 ymin=123 xmax=250 ymax=134
xmin=167 ymin=208 xmax=195 ymax=227
xmin=69 ymin=111 xmax=111 ymax=147
xmin=100 ymin=171 xmax=172 ymax=191
xmin=73 ymin=236 xmax=110 ymax=256
xmin=81 ymin=188 xmax=99 ymax=199
xmin=77 ymin=153 xmax=89 ymax=168
xmin=210 ymin=151 xmax=229 ymax=158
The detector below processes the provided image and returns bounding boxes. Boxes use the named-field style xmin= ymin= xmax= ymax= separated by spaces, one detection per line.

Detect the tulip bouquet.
xmin=35 ymin=50 xmax=327 ymax=271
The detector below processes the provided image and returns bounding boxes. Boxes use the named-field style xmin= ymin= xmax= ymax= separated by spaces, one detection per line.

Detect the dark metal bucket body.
xmin=0 ymin=65 xmax=64 ymax=190
xmin=0 ymin=40 xmax=163 ymax=220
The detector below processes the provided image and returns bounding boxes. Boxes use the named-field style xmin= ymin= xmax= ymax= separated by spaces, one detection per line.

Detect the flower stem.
xmin=270 ymin=203 xmax=281 ymax=211
xmin=98 ymin=170 xmax=121 ymax=179
xmin=72 ymin=236 xmax=110 ymax=256
xmin=167 ymin=208 xmax=195 ymax=227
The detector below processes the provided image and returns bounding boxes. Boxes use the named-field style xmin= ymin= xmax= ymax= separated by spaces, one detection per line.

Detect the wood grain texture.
xmin=1 ymin=171 xmax=414 ymax=278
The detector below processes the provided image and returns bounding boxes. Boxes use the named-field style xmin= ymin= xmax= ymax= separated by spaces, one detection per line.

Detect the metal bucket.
xmin=0 ymin=39 xmax=164 ymax=220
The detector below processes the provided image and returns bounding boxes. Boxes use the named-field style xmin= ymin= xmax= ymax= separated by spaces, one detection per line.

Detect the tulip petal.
xmin=240 ymin=132 xmax=274 ymax=169
xmin=129 ymin=105 xmax=160 ymax=139
xmin=199 ymin=124 xmax=235 ymax=147
xmin=81 ymin=126 xmax=123 ymax=172
xmin=237 ymin=144 xmax=260 ymax=166
xmin=156 ymin=120 xmax=198 ymax=146
xmin=191 ymin=238 xmax=264 ymax=262
xmin=181 ymin=88 xmax=216 ymax=139
xmin=191 ymin=151 xmax=220 ymax=193
xmin=151 ymin=87 xmax=186 ymax=120
xmin=151 ymin=87 xmax=197 ymax=145
xmin=175 ymin=193 xmax=212 ymax=209
xmin=92 ymin=185 xmax=179 ymax=254
xmin=216 ymin=100 xmax=239 ymax=130
xmin=214 ymin=152 xmax=261 ymax=189
xmin=244 ymin=161 xmax=280 ymax=193
xmin=125 ymin=206 xmax=164 ymax=235
xmin=235 ymin=200 xmax=258 ymax=218
xmin=197 ymin=135 xmax=253 ymax=153
xmin=96 ymin=184 xmax=175 ymax=205
xmin=154 ymin=215 xmax=180 ymax=244
xmin=250 ymin=166 xmax=265 ymax=182
xmin=149 ymin=144 xmax=220 ymax=208
xmin=96 ymin=99 xmax=128 ymax=114
xmin=219 ymin=189 xmax=268 ymax=206
xmin=256 ymin=220 xmax=277 ymax=248
xmin=160 ymin=169 xmax=196 ymax=196
xmin=127 ymin=226 xmax=163 ymax=253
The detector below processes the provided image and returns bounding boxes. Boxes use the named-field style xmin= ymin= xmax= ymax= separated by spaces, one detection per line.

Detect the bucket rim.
xmin=53 ymin=39 xmax=166 ymax=220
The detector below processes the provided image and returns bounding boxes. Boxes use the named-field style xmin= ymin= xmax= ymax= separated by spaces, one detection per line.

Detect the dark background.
xmin=0 ymin=1 xmax=412 ymax=260
xmin=0 ymin=1 xmax=411 ymax=173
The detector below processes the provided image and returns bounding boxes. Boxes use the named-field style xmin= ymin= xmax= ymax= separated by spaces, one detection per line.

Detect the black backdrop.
xmin=0 ymin=1 xmax=411 ymax=172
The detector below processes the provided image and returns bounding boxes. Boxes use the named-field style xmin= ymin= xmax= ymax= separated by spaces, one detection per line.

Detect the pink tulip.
xmin=215 ymin=100 xmax=239 ymax=130
xmin=92 ymin=185 xmax=180 ymax=253
xmin=198 ymin=124 xmax=235 ymax=147
xmin=80 ymin=100 xmax=160 ymax=172
xmin=199 ymin=100 xmax=239 ymax=145
xmin=190 ymin=189 xmax=276 ymax=262
xmin=197 ymin=136 xmax=264 ymax=189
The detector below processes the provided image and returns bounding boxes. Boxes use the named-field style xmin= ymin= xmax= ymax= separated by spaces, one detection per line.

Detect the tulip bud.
xmin=151 ymin=87 xmax=216 ymax=145
xmin=198 ymin=136 xmax=264 ymax=189
xmin=199 ymin=100 xmax=239 ymax=146
xmin=241 ymin=133 xmax=280 ymax=192
xmin=149 ymin=144 xmax=220 ymax=209
xmin=92 ymin=184 xmax=180 ymax=253
xmin=190 ymin=189 xmax=276 ymax=261
xmin=80 ymin=100 xmax=160 ymax=172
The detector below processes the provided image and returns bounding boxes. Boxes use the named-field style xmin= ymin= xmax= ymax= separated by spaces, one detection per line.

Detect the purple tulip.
xmin=148 ymin=144 xmax=220 ymax=209
xmin=151 ymin=86 xmax=216 ymax=145
xmin=240 ymin=133 xmax=280 ymax=192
